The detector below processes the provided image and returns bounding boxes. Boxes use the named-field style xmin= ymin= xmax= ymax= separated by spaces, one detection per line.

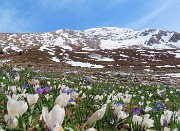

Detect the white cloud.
xmin=128 ymin=0 xmax=173 ymax=30
xmin=0 ymin=2 xmax=31 ymax=32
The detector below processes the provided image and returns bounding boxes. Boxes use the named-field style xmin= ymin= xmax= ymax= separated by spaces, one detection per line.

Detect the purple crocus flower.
xmin=163 ymin=119 xmax=169 ymax=127
xmin=134 ymin=108 xmax=141 ymax=115
xmin=43 ymin=86 xmax=51 ymax=94
xmin=23 ymin=83 xmax=29 ymax=89
xmin=62 ymin=88 xmax=69 ymax=93
xmin=36 ymin=87 xmax=44 ymax=94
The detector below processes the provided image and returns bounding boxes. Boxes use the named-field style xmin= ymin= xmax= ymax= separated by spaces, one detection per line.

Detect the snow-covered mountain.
xmin=0 ymin=27 xmax=180 ymax=53
xmin=85 ymin=27 xmax=180 ymax=49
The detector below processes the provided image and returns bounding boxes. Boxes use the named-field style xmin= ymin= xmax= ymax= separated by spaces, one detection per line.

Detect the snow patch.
xmin=51 ymin=57 xmax=60 ymax=62
xmin=165 ymin=73 xmax=180 ymax=78
xmin=0 ymin=59 xmax=11 ymax=63
xmin=66 ymin=60 xmax=104 ymax=68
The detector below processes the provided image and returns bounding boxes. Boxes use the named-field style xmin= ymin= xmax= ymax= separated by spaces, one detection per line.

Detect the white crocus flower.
xmin=146 ymin=101 xmax=151 ymax=105
xmin=9 ymin=86 xmax=17 ymax=94
xmin=106 ymin=99 xmax=111 ymax=104
xmin=174 ymin=111 xmax=180 ymax=122
xmin=99 ymin=95 xmax=103 ymax=101
xmin=1 ymin=82 xmax=5 ymax=88
xmin=164 ymin=110 xmax=173 ymax=121
xmin=4 ymin=98 xmax=28 ymax=128
xmin=7 ymin=99 xmax=28 ymax=117
xmin=165 ymin=98 xmax=170 ymax=103
xmin=144 ymin=105 xmax=152 ymax=112
xmin=4 ymin=115 xmax=18 ymax=128
xmin=45 ymin=94 xmax=53 ymax=100
xmin=94 ymin=95 xmax=103 ymax=101
xmin=123 ymin=94 xmax=132 ymax=104
xmin=112 ymin=90 xmax=116 ymax=94
xmin=164 ymin=127 xmax=171 ymax=131
xmin=86 ymin=127 xmax=97 ymax=131
xmin=70 ymin=91 xmax=78 ymax=99
xmin=112 ymin=95 xmax=118 ymax=102
xmin=14 ymin=74 xmax=20 ymax=82
xmin=26 ymin=94 xmax=39 ymax=106
xmin=114 ymin=104 xmax=123 ymax=115
xmin=149 ymin=93 xmax=153 ymax=97
xmin=117 ymin=111 xmax=129 ymax=120
xmin=60 ymin=85 xmax=69 ymax=91
xmin=141 ymin=96 xmax=145 ymax=100
xmin=160 ymin=114 xmax=169 ymax=127
xmin=7 ymin=94 xmax=20 ymax=100
xmin=82 ymin=104 xmax=107 ymax=128
xmin=160 ymin=110 xmax=173 ymax=127
xmin=139 ymin=102 xmax=144 ymax=106
xmin=47 ymin=81 xmax=51 ymax=85
xmin=81 ymin=93 xmax=86 ymax=99
xmin=142 ymin=114 xmax=154 ymax=129
xmin=42 ymin=105 xmax=65 ymax=131
xmin=55 ymin=93 xmax=70 ymax=108
xmin=116 ymin=93 xmax=123 ymax=99
xmin=87 ymin=86 xmax=92 ymax=90
xmin=132 ymin=115 xmax=142 ymax=125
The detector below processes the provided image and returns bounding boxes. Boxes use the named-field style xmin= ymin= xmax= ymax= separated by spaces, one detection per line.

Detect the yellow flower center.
xmin=58 ymin=128 xmax=63 ymax=131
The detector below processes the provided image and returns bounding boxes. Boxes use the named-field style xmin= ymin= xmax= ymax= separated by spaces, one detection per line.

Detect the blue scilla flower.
xmin=153 ymin=107 xmax=159 ymax=112
xmin=114 ymin=103 xmax=125 ymax=107
xmin=14 ymin=74 xmax=17 ymax=79
xmin=157 ymin=102 xmax=164 ymax=110
xmin=0 ymin=88 xmax=4 ymax=93
xmin=2 ymin=70 xmax=6 ymax=75
xmin=69 ymin=88 xmax=74 ymax=94
xmin=114 ymin=103 xmax=121 ymax=107
xmin=69 ymin=98 xmax=74 ymax=102
xmin=103 ymin=90 xmax=108 ymax=93
xmin=23 ymin=83 xmax=29 ymax=89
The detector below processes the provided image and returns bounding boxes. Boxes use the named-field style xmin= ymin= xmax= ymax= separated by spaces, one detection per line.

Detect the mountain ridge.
xmin=0 ymin=27 xmax=180 ymax=54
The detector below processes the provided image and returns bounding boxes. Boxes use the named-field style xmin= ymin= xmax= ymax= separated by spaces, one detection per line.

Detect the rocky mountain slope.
xmin=0 ymin=27 xmax=180 ymax=53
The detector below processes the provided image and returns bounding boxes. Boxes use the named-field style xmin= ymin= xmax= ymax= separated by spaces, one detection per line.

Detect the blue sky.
xmin=0 ymin=0 xmax=179 ymax=32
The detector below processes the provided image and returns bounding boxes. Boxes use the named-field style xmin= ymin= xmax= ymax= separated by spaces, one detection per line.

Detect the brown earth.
xmin=1 ymin=48 xmax=180 ymax=86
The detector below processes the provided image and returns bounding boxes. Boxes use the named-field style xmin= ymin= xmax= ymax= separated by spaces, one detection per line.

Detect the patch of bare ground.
xmin=1 ymin=47 xmax=180 ymax=86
